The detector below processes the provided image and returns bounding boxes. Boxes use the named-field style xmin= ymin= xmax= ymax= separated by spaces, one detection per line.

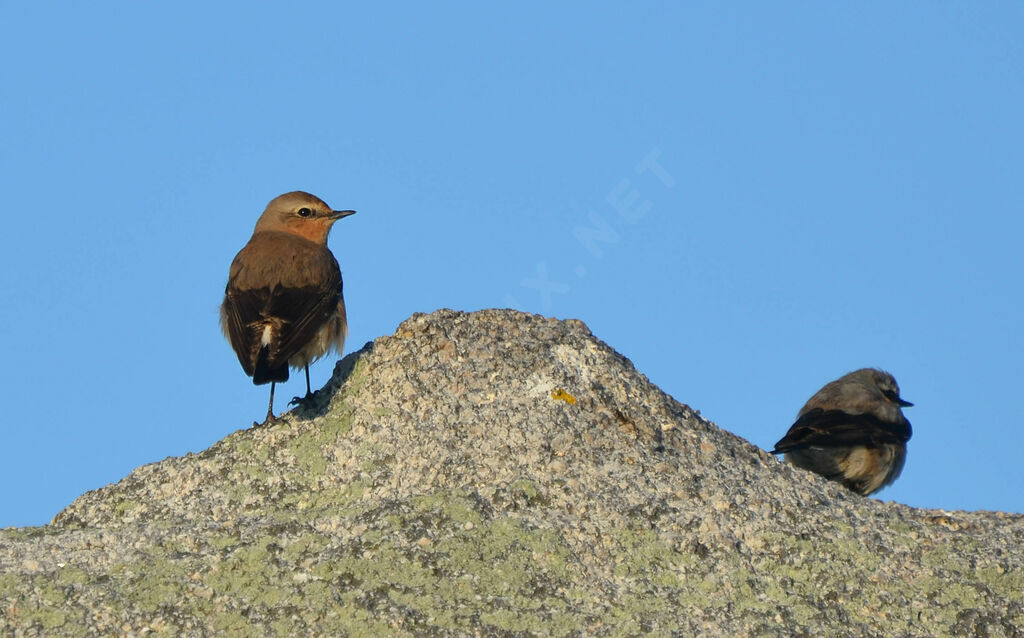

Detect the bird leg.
xmin=289 ymin=365 xmax=316 ymax=406
xmin=256 ymin=382 xmax=278 ymax=427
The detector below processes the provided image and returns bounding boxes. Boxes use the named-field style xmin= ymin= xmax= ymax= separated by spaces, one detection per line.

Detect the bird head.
xmin=870 ymin=369 xmax=914 ymax=408
xmin=254 ymin=191 xmax=355 ymax=244
xmin=799 ymin=368 xmax=913 ymax=422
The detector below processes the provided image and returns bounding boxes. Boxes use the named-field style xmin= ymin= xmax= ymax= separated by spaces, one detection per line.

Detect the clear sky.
xmin=1 ymin=3 xmax=1021 ymax=526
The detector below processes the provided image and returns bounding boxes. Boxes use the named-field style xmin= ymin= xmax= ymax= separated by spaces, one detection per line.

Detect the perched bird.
xmin=771 ymin=368 xmax=913 ymax=496
xmin=221 ymin=191 xmax=355 ymax=424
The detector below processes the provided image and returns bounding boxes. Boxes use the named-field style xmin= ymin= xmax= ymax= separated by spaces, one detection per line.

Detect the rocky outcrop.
xmin=1 ymin=309 xmax=1021 ymax=636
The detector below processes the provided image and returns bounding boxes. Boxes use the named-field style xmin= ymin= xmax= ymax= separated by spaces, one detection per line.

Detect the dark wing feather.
xmin=771 ymin=408 xmax=911 ymax=454
xmin=263 ymin=282 xmax=340 ymax=368
xmin=222 ymin=285 xmax=269 ymax=377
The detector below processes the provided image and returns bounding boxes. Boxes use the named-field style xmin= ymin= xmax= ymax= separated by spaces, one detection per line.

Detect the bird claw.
xmin=254 ymin=414 xmax=280 ymax=428
xmin=289 ymin=392 xmax=315 ymax=407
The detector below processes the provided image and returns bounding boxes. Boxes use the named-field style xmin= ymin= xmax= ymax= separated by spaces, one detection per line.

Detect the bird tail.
xmin=252 ymin=345 xmax=289 ymax=385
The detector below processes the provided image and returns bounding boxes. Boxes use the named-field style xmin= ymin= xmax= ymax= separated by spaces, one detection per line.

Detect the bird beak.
xmin=329 ymin=209 xmax=356 ymax=220
xmin=898 ymin=398 xmax=914 ymax=407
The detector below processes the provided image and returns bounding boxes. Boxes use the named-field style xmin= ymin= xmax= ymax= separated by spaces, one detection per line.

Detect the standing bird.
xmin=771 ymin=368 xmax=913 ymax=496
xmin=221 ymin=191 xmax=355 ymax=424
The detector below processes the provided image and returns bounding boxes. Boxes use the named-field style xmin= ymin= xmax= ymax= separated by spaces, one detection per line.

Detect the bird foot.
xmin=254 ymin=412 xmax=281 ymax=428
xmin=289 ymin=391 xmax=316 ymax=407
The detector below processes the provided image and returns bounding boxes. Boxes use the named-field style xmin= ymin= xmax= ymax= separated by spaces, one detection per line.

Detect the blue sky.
xmin=1 ymin=3 xmax=1021 ymax=526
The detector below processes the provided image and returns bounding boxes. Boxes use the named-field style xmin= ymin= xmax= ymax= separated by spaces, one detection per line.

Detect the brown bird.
xmin=771 ymin=368 xmax=913 ymax=496
xmin=221 ymin=191 xmax=355 ymax=424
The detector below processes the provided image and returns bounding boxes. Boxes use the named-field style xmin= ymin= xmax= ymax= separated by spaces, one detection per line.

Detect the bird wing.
xmin=264 ymin=279 xmax=341 ymax=367
xmin=771 ymin=408 xmax=912 ymax=454
xmin=222 ymin=233 xmax=342 ymax=381
xmin=222 ymin=284 xmax=265 ymax=377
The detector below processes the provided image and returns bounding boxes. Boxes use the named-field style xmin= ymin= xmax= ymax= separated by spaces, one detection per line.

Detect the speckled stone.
xmin=1 ymin=309 xmax=1021 ymax=636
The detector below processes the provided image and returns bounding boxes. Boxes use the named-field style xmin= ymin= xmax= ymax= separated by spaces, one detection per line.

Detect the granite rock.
xmin=1 ymin=309 xmax=1021 ymax=636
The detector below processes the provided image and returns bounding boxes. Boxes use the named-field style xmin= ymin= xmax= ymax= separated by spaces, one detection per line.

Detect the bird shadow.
xmin=285 ymin=340 xmax=375 ymax=421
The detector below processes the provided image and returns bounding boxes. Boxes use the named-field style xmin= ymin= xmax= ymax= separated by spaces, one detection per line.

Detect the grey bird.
xmin=771 ymin=368 xmax=913 ymax=496
xmin=221 ymin=191 xmax=355 ymax=424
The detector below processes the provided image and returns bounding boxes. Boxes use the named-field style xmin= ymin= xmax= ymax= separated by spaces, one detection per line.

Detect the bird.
xmin=771 ymin=368 xmax=913 ymax=496
xmin=220 ymin=191 xmax=355 ymax=425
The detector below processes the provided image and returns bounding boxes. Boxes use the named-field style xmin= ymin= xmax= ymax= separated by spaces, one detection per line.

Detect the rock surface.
xmin=1 ymin=309 xmax=1021 ymax=636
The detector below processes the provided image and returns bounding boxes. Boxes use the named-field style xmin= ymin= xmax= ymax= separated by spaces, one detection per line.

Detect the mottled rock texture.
xmin=1 ymin=309 xmax=1021 ymax=636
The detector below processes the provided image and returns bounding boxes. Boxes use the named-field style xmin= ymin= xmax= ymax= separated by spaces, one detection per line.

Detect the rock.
xmin=1 ymin=309 xmax=1021 ymax=635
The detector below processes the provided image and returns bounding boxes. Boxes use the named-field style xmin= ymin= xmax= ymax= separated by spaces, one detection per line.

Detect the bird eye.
xmin=883 ymin=389 xmax=899 ymax=402
xmin=298 ymin=208 xmax=313 ymax=217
